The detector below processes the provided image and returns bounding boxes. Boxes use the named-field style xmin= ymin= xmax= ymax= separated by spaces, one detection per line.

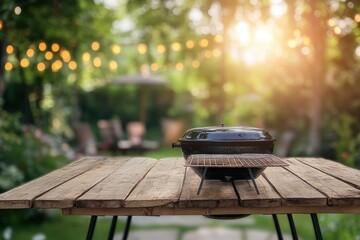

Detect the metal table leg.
xmin=107 ymin=216 xmax=118 ymax=240
xmin=247 ymin=168 xmax=260 ymax=194
xmin=287 ymin=214 xmax=298 ymax=240
xmin=122 ymin=216 xmax=132 ymax=240
xmin=311 ymin=213 xmax=323 ymax=240
xmin=272 ymin=214 xmax=283 ymax=240
xmin=197 ymin=167 xmax=208 ymax=195
xmin=86 ymin=216 xmax=98 ymax=240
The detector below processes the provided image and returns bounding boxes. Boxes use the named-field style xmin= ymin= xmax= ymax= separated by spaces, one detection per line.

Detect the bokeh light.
xmin=91 ymin=41 xmax=100 ymax=51
xmin=51 ymin=43 xmax=60 ymax=52
xmin=171 ymin=42 xmax=181 ymax=51
xmin=45 ymin=51 xmax=53 ymax=60
xmin=5 ymin=62 xmax=13 ymax=71
xmin=37 ymin=62 xmax=46 ymax=71
xmin=138 ymin=44 xmax=147 ymax=54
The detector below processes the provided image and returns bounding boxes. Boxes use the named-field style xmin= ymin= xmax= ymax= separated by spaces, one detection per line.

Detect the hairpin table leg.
xmin=122 ymin=216 xmax=132 ymax=240
xmin=107 ymin=216 xmax=118 ymax=240
xmin=287 ymin=214 xmax=298 ymax=240
xmin=86 ymin=216 xmax=98 ymax=240
xmin=247 ymin=168 xmax=260 ymax=194
xmin=311 ymin=213 xmax=323 ymax=240
xmin=197 ymin=167 xmax=208 ymax=195
xmin=272 ymin=214 xmax=283 ymax=240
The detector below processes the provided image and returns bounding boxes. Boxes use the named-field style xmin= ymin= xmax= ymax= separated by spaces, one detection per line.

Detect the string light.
xmin=334 ymin=26 xmax=342 ymax=35
xmin=138 ymin=44 xmax=147 ymax=54
xmin=93 ymin=57 xmax=101 ymax=67
xmin=199 ymin=39 xmax=209 ymax=48
xmin=92 ymin=41 xmax=100 ymax=51
xmin=111 ymin=44 xmax=121 ymax=54
xmin=14 ymin=6 xmax=22 ymax=15
xmin=171 ymin=42 xmax=181 ymax=51
xmin=51 ymin=43 xmax=60 ymax=52
xmin=6 ymin=45 xmax=14 ymax=54
xmin=355 ymin=14 xmax=360 ymax=23
xmin=328 ymin=18 xmax=336 ymax=27
xmin=27 ymin=48 xmax=35 ymax=57
xmin=39 ymin=42 xmax=47 ymax=51
xmin=68 ymin=61 xmax=77 ymax=70
xmin=45 ymin=51 xmax=53 ymax=60
xmin=20 ymin=58 xmax=30 ymax=68
xmin=60 ymin=49 xmax=71 ymax=62
xmin=5 ymin=62 xmax=13 ymax=71
xmin=82 ymin=52 xmax=91 ymax=63
xmin=156 ymin=44 xmax=166 ymax=53
xmin=0 ymin=20 xmax=3 ymax=30
xmin=52 ymin=60 xmax=62 ymax=72
xmin=150 ymin=63 xmax=159 ymax=71
xmin=109 ymin=60 xmax=117 ymax=71
xmin=214 ymin=35 xmax=223 ymax=43
xmin=186 ymin=40 xmax=194 ymax=49
xmin=37 ymin=62 xmax=46 ymax=71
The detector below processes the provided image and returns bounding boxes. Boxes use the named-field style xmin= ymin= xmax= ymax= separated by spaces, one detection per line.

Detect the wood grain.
xmin=284 ymin=158 xmax=360 ymax=206
xmin=298 ymin=158 xmax=360 ymax=189
xmin=76 ymin=157 xmax=157 ymax=208
xmin=179 ymin=167 xmax=238 ymax=208
xmin=236 ymin=175 xmax=281 ymax=207
xmin=124 ymin=158 xmax=186 ymax=207
xmin=262 ymin=165 xmax=327 ymax=206
xmin=34 ymin=157 xmax=130 ymax=208
xmin=0 ymin=157 xmax=106 ymax=208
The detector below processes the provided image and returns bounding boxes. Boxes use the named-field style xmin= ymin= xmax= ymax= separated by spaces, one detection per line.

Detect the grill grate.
xmin=185 ymin=154 xmax=287 ymax=168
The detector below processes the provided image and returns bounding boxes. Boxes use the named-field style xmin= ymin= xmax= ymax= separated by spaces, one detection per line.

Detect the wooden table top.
xmin=1 ymin=157 xmax=360 ymax=216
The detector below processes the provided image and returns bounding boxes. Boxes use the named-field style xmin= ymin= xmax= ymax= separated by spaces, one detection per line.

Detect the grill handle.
xmin=172 ymin=142 xmax=181 ymax=148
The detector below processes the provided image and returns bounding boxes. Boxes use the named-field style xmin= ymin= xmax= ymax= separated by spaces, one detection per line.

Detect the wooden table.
xmin=1 ymin=157 xmax=360 ymax=240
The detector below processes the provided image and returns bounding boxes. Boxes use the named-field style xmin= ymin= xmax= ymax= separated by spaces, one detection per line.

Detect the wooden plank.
xmin=179 ymin=168 xmax=281 ymax=208
xmin=179 ymin=167 xmax=238 ymax=208
xmin=76 ymin=157 xmax=157 ymax=208
xmin=34 ymin=157 xmax=130 ymax=208
xmin=62 ymin=204 xmax=360 ymax=216
xmin=124 ymin=158 xmax=186 ymax=208
xmin=236 ymin=175 xmax=281 ymax=207
xmin=0 ymin=157 xmax=106 ymax=209
xmin=298 ymin=158 xmax=360 ymax=189
xmin=262 ymin=165 xmax=327 ymax=206
xmin=285 ymin=158 xmax=360 ymax=206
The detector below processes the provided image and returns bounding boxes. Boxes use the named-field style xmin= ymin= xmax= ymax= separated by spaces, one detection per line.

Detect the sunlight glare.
xmin=270 ymin=0 xmax=287 ymax=18
xmin=232 ymin=21 xmax=250 ymax=46
xmin=255 ymin=26 xmax=273 ymax=44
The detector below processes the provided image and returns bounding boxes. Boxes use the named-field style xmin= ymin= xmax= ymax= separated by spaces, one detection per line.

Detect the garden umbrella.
xmin=110 ymin=74 xmax=167 ymax=123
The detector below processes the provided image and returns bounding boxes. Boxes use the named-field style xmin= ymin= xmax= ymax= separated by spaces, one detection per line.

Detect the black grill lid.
xmin=179 ymin=126 xmax=275 ymax=142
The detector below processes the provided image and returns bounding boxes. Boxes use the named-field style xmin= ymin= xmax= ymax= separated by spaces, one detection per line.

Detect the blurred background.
xmin=1 ymin=0 xmax=360 ymax=239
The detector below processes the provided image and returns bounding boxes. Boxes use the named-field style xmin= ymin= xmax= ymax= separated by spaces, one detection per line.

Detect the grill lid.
xmin=180 ymin=125 xmax=275 ymax=142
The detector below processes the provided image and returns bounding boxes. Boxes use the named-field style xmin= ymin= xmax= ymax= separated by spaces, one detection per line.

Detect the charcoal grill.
xmin=185 ymin=153 xmax=288 ymax=195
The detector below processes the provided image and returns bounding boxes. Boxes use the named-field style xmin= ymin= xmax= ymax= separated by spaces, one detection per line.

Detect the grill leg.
xmin=86 ymin=216 xmax=98 ymax=240
xmin=272 ymin=214 xmax=283 ymax=240
xmin=247 ymin=168 xmax=260 ymax=194
xmin=107 ymin=216 xmax=118 ymax=240
xmin=287 ymin=214 xmax=298 ymax=240
xmin=197 ymin=167 xmax=208 ymax=195
xmin=311 ymin=213 xmax=323 ymax=240
xmin=122 ymin=216 xmax=132 ymax=240
xmin=229 ymin=179 xmax=241 ymax=205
